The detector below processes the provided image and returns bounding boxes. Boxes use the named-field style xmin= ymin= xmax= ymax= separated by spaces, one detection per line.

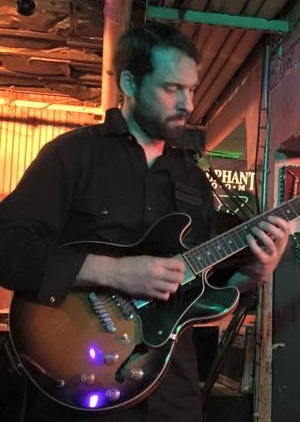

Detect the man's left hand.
xmin=244 ymin=215 xmax=290 ymax=282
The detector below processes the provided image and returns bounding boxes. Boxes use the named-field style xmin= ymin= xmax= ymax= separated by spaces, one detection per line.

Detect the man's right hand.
xmin=76 ymin=254 xmax=185 ymax=301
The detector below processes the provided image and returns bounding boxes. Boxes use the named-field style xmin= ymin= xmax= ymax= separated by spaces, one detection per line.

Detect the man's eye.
xmin=165 ymin=86 xmax=177 ymax=93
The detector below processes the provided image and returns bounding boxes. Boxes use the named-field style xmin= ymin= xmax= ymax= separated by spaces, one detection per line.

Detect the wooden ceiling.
xmin=0 ymin=0 xmax=295 ymax=124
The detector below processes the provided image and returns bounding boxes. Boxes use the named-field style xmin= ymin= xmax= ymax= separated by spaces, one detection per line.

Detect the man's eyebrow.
xmin=163 ymin=81 xmax=199 ymax=89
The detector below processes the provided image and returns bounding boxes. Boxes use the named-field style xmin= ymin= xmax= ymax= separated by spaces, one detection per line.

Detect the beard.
xmin=132 ymin=97 xmax=187 ymax=144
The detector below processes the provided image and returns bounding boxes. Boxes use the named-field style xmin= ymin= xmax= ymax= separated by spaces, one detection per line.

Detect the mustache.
xmin=166 ymin=112 xmax=189 ymax=122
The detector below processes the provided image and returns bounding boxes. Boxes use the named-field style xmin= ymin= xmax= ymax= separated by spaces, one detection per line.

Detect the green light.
xmin=147 ymin=6 xmax=290 ymax=33
xmin=206 ymin=150 xmax=241 ymax=159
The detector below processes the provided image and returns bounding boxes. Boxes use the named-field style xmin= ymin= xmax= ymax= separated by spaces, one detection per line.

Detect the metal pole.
xmin=261 ymin=42 xmax=271 ymax=213
xmin=253 ymin=39 xmax=273 ymax=422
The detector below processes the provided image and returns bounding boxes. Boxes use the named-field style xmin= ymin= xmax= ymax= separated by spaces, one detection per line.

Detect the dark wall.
xmin=272 ymin=235 xmax=300 ymax=421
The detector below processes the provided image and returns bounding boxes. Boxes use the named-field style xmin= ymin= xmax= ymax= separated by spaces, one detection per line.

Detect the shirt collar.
xmin=101 ymin=108 xmax=193 ymax=158
xmin=101 ymin=108 xmax=131 ymax=137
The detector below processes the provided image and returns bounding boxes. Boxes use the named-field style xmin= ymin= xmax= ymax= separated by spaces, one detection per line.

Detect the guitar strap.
xmin=167 ymin=147 xmax=254 ymax=221
xmin=167 ymin=147 xmax=257 ymax=275
xmin=206 ymin=165 xmax=257 ymax=221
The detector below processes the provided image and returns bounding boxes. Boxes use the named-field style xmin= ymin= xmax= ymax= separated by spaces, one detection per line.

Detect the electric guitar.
xmin=9 ymin=196 xmax=300 ymax=412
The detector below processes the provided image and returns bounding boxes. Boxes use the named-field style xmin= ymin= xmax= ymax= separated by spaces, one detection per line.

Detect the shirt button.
xmin=146 ymin=205 xmax=152 ymax=211
xmin=49 ymin=296 xmax=56 ymax=304
xmin=100 ymin=210 xmax=109 ymax=215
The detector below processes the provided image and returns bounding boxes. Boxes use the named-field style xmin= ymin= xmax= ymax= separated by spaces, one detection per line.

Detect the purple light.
xmin=81 ymin=392 xmax=105 ymax=409
xmin=87 ymin=345 xmax=104 ymax=364
xmin=89 ymin=394 xmax=100 ymax=408
xmin=89 ymin=347 xmax=96 ymax=359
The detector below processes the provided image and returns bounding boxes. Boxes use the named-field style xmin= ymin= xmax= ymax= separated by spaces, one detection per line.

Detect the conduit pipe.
xmin=100 ymin=0 xmax=133 ymax=112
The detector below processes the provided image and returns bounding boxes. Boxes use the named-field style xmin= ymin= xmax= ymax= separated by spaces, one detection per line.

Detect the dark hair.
xmin=113 ymin=21 xmax=201 ymax=91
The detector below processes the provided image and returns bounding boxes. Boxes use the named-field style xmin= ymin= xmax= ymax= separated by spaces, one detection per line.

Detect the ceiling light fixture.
xmin=16 ymin=0 xmax=36 ymax=16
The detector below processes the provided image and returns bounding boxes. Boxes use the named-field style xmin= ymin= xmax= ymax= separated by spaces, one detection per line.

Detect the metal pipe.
xmin=100 ymin=0 xmax=133 ymax=112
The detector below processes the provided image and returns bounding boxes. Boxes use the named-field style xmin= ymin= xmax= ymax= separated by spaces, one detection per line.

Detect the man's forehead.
xmin=150 ymin=46 xmax=199 ymax=83
xmin=151 ymin=46 xmax=191 ymax=64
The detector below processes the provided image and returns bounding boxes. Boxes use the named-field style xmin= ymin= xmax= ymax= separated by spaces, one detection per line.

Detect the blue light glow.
xmin=82 ymin=392 xmax=105 ymax=409
xmin=89 ymin=394 xmax=100 ymax=408
xmin=87 ymin=345 xmax=104 ymax=364
xmin=89 ymin=347 xmax=96 ymax=359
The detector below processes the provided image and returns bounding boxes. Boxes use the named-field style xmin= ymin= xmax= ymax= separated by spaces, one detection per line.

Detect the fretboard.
xmin=183 ymin=196 xmax=300 ymax=275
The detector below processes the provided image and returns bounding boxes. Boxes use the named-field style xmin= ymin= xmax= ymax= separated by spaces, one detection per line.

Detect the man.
xmin=0 ymin=22 xmax=290 ymax=422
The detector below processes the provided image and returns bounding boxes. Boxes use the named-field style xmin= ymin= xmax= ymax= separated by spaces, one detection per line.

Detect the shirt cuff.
xmin=38 ymin=246 xmax=87 ymax=305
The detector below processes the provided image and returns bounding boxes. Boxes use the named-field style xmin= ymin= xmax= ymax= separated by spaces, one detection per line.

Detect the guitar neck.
xmin=183 ymin=196 xmax=300 ymax=275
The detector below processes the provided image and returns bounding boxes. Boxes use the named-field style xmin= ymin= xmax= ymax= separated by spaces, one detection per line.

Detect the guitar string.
xmin=184 ymin=196 xmax=300 ymax=274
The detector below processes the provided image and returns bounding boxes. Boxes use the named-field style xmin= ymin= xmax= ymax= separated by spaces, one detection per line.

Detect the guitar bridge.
xmin=111 ymin=293 xmax=134 ymax=320
xmin=88 ymin=292 xmax=116 ymax=332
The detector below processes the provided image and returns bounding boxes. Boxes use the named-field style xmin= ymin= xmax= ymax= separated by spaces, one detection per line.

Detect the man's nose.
xmin=177 ymin=89 xmax=194 ymax=114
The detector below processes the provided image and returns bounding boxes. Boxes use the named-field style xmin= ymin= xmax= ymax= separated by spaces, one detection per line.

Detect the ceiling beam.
xmin=146 ymin=5 xmax=290 ymax=33
xmin=0 ymin=28 xmax=101 ymax=50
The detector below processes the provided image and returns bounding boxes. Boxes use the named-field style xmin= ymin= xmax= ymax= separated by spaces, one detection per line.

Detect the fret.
xmin=284 ymin=205 xmax=300 ymax=220
xmin=185 ymin=249 xmax=209 ymax=273
xmin=184 ymin=231 xmax=243 ymax=274
xmin=222 ymin=228 xmax=246 ymax=253
xmin=202 ymin=248 xmax=216 ymax=266
xmin=221 ymin=240 xmax=235 ymax=257
xmin=239 ymin=225 xmax=252 ymax=245
xmin=183 ymin=196 xmax=300 ymax=276
xmin=276 ymin=206 xmax=293 ymax=220
xmin=219 ymin=231 xmax=236 ymax=254
xmin=213 ymin=239 xmax=226 ymax=258
xmin=293 ymin=204 xmax=300 ymax=216
xmin=272 ymin=198 xmax=300 ymax=221
xmin=206 ymin=249 xmax=220 ymax=263
xmin=233 ymin=230 xmax=246 ymax=250
xmin=209 ymin=241 xmax=223 ymax=260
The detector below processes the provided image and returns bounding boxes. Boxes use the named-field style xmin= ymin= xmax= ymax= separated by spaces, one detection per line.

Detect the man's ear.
xmin=120 ymin=70 xmax=137 ymax=96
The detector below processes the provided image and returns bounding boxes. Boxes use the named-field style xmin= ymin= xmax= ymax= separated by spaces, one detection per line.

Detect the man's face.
xmin=132 ymin=47 xmax=199 ymax=142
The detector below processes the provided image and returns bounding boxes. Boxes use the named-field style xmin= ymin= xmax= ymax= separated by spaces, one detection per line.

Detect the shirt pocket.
xmin=174 ymin=182 xmax=204 ymax=207
xmin=75 ymin=196 xmax=111 ymax=218
xmin=75 ymin=195 xmax=135 ymax=223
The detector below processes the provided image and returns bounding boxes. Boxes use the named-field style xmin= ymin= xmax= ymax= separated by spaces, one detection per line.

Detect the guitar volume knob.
xmin=80 ymin=372 xmax=96 ymax=384
xmin=56 ymin=379 xmax=65 ymax=388
xmin=129 ymin=368 xmax=144 ymax=380
xmin=105 ymin=388 xmax=121 ymax=401
xmin=120 ymin=333 xmax=131 ymax=345
xmin=104 ymin=352 xmax=120 ymax=365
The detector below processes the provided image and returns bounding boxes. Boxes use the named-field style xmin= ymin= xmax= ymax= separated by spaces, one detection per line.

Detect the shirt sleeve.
xmin=0 ymin=133 xmax=87 ymax=305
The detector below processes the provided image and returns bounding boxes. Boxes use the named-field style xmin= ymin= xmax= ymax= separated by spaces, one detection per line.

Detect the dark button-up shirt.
xmin=0 ymin=108 xmax=215 ymax=306
xmin=0 ymin=108 xmax=216 ymax=422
